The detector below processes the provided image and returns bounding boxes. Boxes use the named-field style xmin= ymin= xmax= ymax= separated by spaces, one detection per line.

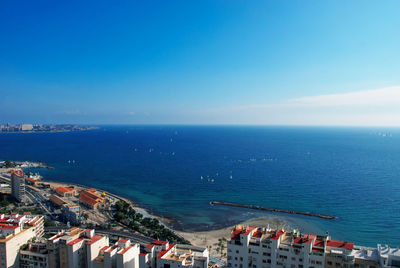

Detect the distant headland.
xmin=0 ymin=123 xmax=98 ymax=133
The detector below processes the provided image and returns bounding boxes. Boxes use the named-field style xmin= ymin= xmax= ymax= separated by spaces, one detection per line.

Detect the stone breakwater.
xmin=210 ymin=201 xmax=335 ymax=220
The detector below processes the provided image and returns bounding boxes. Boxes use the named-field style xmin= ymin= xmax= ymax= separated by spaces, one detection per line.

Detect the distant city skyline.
xmin=1 ymin=1 xmax=400 ymax=126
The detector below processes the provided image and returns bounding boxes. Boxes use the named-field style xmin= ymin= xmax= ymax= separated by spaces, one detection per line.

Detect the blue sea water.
xmin=0 ymin=126 xmax=399 ymax=247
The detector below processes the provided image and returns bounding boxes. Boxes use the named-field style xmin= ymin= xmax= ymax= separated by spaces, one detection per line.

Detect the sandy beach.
xmin=176 ymin=217 xmax=291 ymax=260
xmin=40 ymin=180 xmax=294 ymax=262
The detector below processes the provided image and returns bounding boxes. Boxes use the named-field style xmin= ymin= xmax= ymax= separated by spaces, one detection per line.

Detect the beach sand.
xmin=43 ymin=180 xmax=293 ymax=262
xmin=176 ymin=217 xmax=291 ymax=261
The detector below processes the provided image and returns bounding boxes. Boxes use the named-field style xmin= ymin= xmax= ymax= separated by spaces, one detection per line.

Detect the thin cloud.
xmin=288 ymin=86 xmax=400 ymax=107
xmin=199 ymin=86 xmax=400 ymax=126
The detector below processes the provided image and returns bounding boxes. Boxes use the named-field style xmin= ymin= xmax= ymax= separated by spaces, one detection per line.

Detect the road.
xmin=25 ymin=187 xmax=52 ymax=215
xmin=44 ymin=226 xmax=153 ymax=246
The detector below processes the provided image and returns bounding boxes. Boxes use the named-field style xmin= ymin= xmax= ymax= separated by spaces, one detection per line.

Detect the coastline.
xmin=0 ymin=127 xmax=99 ymax=134
xmin=42 ymin=180 xmax=291 ymax=249
xmin=42 ymin=180 xmax=176 ymax=228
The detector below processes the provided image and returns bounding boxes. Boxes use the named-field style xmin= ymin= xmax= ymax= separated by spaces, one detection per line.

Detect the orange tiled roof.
xmin=56 ymin=186 xmax=74 ymax=194
xmin=79 ymin=192 xmax=100 ymax=207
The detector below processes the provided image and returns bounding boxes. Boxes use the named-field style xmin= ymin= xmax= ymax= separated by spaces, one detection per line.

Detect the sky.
xmin=1 ymin=0 xmax=400 ymax=126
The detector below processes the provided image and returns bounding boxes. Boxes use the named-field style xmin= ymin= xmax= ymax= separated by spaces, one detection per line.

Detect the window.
xmin=392 ymin=260 xmax=400 ymax=267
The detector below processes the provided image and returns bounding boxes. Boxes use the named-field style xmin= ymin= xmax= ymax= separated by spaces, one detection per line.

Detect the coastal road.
xmin=25 ymin=187 xmax=53 ymax=215
xmin=45 ymin=226 xmax=153 ymax=246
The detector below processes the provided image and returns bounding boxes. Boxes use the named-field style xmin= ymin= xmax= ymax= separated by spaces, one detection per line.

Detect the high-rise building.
xmin=20 ymin=124 xmax=33 ymax=131
xmin=11 ymin=170 xmax=25 ymax=202
xmin=0 ymin=213 xmax=44 ymax=268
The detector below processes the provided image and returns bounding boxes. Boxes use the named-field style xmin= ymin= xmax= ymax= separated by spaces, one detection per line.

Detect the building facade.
xmin=55 ymin=187 xmax=76 ymax=198
xmin=10 ymin=170 xmax=25 ymax=202
xmin=0 ymin=213 xmax=44 ymax=268
xmin=79 ymin=189 xmax=104 ymax=210
xmin=139 ymin=240 xmax=209 ymax=268
xmin=20 ymin=227 xmax=141 ymax=268
xmin=227 ymin=225 xmax=400 ymax=268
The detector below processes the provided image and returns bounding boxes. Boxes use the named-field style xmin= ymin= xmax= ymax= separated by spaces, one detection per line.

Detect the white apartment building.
xmin=58 ymin=228 xmax=109 ymax=268
xmin=20 ymin=241 xmax=49 ymax=268
xmin=10 ymin=169 xmax=25 ymax=202
xmin=21 ymin=227 xmax=140 ymax=268
xmin=227 ymin=225 xmax=325 ymax=268
xmin=227 ymin=225 xmax=400 ymax=268
xmin=0 ymin=213 xmax=44 ymax=268
xmin=93 ymin=238 xmax=140 ymax=268
xmin=377 ymin=244 xmax=400 ymax=267
xmin=139 ymin=240 xmax=209 ymax=268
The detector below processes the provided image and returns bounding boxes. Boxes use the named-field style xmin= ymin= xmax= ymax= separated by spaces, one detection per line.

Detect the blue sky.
xmin=1 ymin=1 xmax=400 ymax=125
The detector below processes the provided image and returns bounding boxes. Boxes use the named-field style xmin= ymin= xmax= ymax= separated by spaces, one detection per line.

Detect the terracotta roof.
xmin=293 ymin=234 xmax=315 ymax=245
xmin=146 ymin=244 xmax=155 ymax=249
xmin=271 ymin=230 xmax=284 ymax=240
xmin=118 ymin=245 xmax=133 ymax=255
xmin=11 ymin=169 xmax=24 ymax=177
xmin=158 ymin=244 xmax=174 ymax=258
xmin=243 ymin=226 xmax=257 ymax=235
xmin=49 ymin=233 xmax=64 ymax=241
xmin=56 ymin=187 xmax=74 ymax=194
xmin=106 ymin=245 xmax=119 ymax=253
xmin=231 ymin=226 xmax=257 ymax=240
xmin=152 ymin=240 xmax=169 ymax=245
xmin=67 ymin=238 xmax=84 ymax=246
xmin=314 ymin=240 xmax=325 ymax=248
xmin=0 ymin=225 xmax=19 ymax=229
xmin=82 ymin=190 xmax=103 ymax=200
xmin=252 ymin=230 xmax=263 ymax=238
xmin=86 ymin=235 xmax=104 ymax=245
xmin=118 ymin=238 xmax=129 ymax=243
xmin=326 ymin=240 xmax=354 ymax=250
xmin=79 ymin=192 xmax=100 ymax=207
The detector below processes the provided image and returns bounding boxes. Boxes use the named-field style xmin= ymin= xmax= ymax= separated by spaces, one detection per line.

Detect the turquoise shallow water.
xmin=0 ymin=125 xmax=399 ymax=247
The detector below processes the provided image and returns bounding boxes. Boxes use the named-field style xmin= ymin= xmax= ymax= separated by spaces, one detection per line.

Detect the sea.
xmin=0 ymin=125 xmax=399 ymax=247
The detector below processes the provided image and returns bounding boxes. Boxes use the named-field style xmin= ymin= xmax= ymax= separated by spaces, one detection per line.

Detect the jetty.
xmin=210 ymin=201 xmax=335 ymax=220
